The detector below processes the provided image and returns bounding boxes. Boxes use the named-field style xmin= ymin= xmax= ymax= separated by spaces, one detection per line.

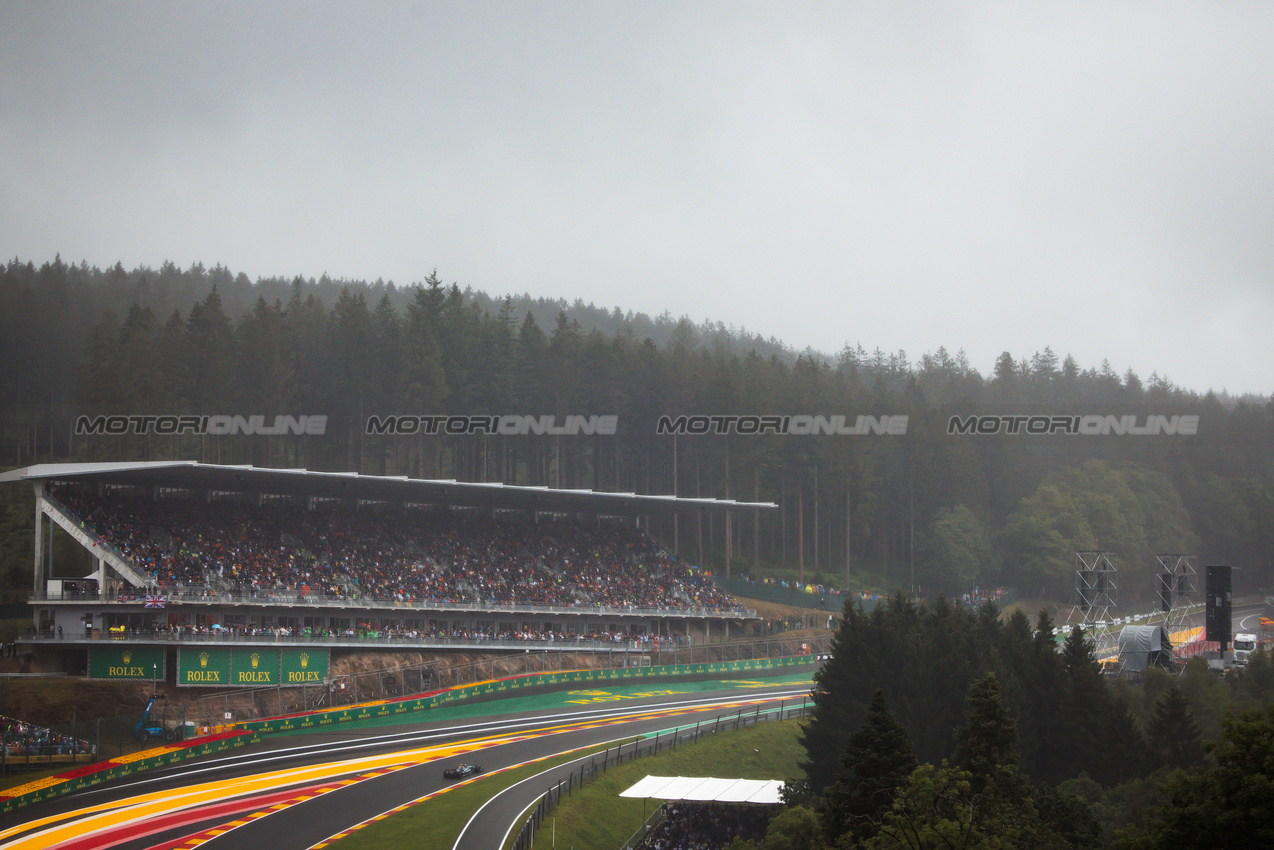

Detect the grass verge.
xmin=333 ymin=716 xmax=806 ymax=850
xmin=330 ymin=741 xmax=615 ymax=850
xmin=524 ymin=719 xmax=806 ymax=850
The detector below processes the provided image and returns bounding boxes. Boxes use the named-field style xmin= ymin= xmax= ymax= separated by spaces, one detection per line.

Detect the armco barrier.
xmin=0 ymin=728 xmax=263 ymax=814
xmin=0 ymin=655 xmax=815 ymax=814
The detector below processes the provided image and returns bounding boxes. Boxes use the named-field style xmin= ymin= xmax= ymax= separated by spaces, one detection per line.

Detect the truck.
xmin=1232 ymin=633 xmax=1260 ymax=667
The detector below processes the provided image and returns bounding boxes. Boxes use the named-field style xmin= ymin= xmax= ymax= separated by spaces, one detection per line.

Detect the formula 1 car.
xmin=443 ymin=763 xmax=483 ymax=780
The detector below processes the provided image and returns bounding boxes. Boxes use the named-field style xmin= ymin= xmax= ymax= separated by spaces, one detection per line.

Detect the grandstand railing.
xmin=28 ymin=589 xmax=755 ymax=620
xmin=21 ymin=628 xmax=826 ymax=656
xmin=25 ymin=629 xmax=650 ymax=652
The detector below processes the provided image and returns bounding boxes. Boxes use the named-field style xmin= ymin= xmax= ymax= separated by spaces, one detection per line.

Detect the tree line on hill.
xmin=737 ymin=595 xmax=1274 ymax=849
xmin=1 ymin=257 xmax=1272 ymax=604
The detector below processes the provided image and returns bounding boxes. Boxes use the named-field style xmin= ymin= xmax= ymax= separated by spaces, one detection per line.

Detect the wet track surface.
xmin=0 ymin=672 xmax=815 ymax=850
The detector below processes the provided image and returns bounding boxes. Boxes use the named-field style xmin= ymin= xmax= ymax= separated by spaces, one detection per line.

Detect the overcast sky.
xmin=3 ymin=2 xmax=1272 ymax=396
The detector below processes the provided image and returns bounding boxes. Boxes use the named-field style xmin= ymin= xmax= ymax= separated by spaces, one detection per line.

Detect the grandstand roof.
xmin=0 ymin=461 xmax=777 ymax=517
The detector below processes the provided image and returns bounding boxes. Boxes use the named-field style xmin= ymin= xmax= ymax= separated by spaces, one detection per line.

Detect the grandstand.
xmin=1 ymin=462 xmax=776 ymax=687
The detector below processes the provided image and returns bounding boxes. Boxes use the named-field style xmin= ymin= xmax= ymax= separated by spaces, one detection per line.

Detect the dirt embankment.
xmin=0 ymin=678 xmax=150 ymax=726
xmin=736 ymin=596 xmax=832 ymax=621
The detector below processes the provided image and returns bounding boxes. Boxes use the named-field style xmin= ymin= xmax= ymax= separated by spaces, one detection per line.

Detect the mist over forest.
xmin=3 ymin=256 xmax=1271 ymax=604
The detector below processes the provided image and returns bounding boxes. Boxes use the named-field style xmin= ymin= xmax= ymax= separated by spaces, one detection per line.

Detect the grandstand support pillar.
xmin=32 ymin=481 xmax=44 ymax=594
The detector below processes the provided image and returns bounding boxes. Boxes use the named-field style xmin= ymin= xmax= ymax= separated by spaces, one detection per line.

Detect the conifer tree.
xmin=952 ymin=673 xmax=1020 ymax=798
xmin=1145 ymin=683 xmax=1204 ymax=771
xmin=821 ymin=688 xmax=917 ymax=844
xmin=1126 ymin=706 xmax=1274 ymax=850
xmin=1020 ymin=610 xmax=1067 ymax=783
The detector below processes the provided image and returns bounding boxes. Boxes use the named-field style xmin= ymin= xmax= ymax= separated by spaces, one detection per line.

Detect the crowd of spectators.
xmin=729 ymin=573 xmax=884 ymax=605
xmin=53 ymin=489 xmax=746 ymax=615
xmin=761 ymin=614 xmax=825 ymax=633
xmin=956 ymin=586 xmax=1011 ymax=608
xmin=637 ymin=802 xmax=772 ymax=850
xmin=1 ymin=715 xmax=92 ymax=758
xmin=134 ymin=622 xmax=681 ymax=645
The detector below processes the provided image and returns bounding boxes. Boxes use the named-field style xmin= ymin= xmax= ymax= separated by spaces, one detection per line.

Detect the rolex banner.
xmin=280 ymin=649 xmax=329 ymax=684
xmin=177 ymin=648 xmax=230 ymax=686
xmin=87 ymin=646 xmax=166 ymax=681
xmin=229 ymin=648 xmax=278 ymax=686
xmin=176 ymin=648 xmax=330 ymax=687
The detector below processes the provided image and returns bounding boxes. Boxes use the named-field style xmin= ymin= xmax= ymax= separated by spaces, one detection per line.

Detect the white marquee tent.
xmin=618 ymin=776 xmax=785 ymax=805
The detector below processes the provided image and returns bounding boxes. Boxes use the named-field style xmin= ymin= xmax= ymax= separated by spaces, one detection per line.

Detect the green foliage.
xmin=952 ymin=674 xmax=1020 ymax=795
xmin=793 ymin=615 xmax=1269 ymax=850
xmin=1 ymin=256 xmax=1272 ymax=602
xmin=821 ymin=688 xmax=917 ymax=843
xmin=1056 ymin=626 xmax=1147 ymax=785
xmin=1144 ymin=684 xmax=1203 ymax=771
xmin=758 ymin=805 xmax=826 ymax=850
xmin=997 ymin=461 xmax=1198 ymax=600
xmin=1120 ymin=705 xmax=1274 ymax=850
xmin=1032 ymin=782 xmax=1103 ymax=849
xmin=0 ymin=488 xmax=35 ymax=603
xmin=808 ymin=675 xmax=1099 ymax=848
xmin=997 ymin=483 xmax=1096 ymax=598
xmin=512 ymin=718 xmax=808 ymax=850
xmin=1174 ymin=656 xmax=1234 ymax=741
xmin=803 ymin=599 xmax=1144 ymax=797
xmin=856 ymin=761 xmax=1072 ymax=850
xmin=924 ymin=506 xmax=990 ymax=592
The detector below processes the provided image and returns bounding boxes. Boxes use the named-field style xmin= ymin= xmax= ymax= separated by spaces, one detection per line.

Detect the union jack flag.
xmin=144 ymin=595 xmax=166 ymax=609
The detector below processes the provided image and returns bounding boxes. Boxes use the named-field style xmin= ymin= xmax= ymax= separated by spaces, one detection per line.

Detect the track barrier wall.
xmin=0 ymin=728 xmax=262 ymax=815
xmin=223 ymin=653 xmax=816 ymax=735
xmin=0 ymin=653 xmax=818 ymax=815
